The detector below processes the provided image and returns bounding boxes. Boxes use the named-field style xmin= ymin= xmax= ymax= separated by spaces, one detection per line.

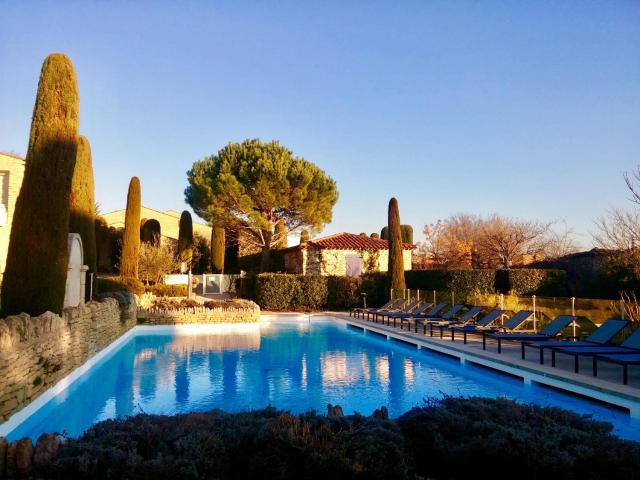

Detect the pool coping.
xmin=324 ymin=312 xmax=640 ymax=417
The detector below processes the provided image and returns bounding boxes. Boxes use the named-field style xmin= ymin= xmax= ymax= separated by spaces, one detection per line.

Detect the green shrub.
xmin=360 ymin=272 xmax=389 ymax=307
xmin=327 ymin=276 xmax=362 ymax=309
xmin=299 ymin=275 xmax=328 ymax=308
xmin=120 ymin=177 xmax=141 ymax=278
xmin=96 ymin=276 xmax=144 ymax=295
xmin=69 ymin=135 xmax=97 ymax=277
xmin=398 ymin=397 xmax=640 ymax=480
xmin=495 ymin=269 xmax=567 ymax=296
xmin=404 ymin=269 xmax=495 ymax=302
xmin=2 ymin=53 xmax=79 ymax=316
xmin=145 ymin=284 xmax=188 ymax=297
xmin=256 ymin=273 xmax=302 ymax=310
xmin=36 ymin=398 xmax=640 ymax=480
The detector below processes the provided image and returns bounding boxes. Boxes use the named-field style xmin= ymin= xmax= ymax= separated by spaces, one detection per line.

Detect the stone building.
xmin=0 ymin=152 xmax=26 ymax=281
xmin=101 ymin=207 xmax=211 ymax=243
xmin=282 ymin=232 xmax=414 ymax=276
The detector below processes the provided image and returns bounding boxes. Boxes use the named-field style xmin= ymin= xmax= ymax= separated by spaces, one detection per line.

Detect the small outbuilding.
xmin=282 ymin=232 xmax=413 ymax=276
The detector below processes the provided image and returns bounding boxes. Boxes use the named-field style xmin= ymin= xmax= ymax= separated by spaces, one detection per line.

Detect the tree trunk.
xmin=260 ymin=229 xmax=273 ymax=272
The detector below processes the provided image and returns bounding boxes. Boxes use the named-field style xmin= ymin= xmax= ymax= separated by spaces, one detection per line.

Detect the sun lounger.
xmin=477 ymin=310 xmax=535 ymax=348
xmin=407 ymin=304 xmax=464 ymax=332
xmin=593 ymin=352 xmax=640 ymax=385
xmin=522 ymin=319 xmax=628 ymax=365
xmin=374 ymin=298 xmax=422 ymax=323
xmin=449 ymin=310 xmax=506 ymax=343
xmin=426 ymin=306 xmax=484 ymax=337
xmin=484 ymin=314 xmax=575 ymax=354
xmin=357 ymin=298 xmax=405 ymax=321
xmin=351 ymin=299 xmax=394 ymax=318
xmin=550 ymin=326 xmax=640 ymax=373
xmin=383 ymin=302 xmax=438 ymax=327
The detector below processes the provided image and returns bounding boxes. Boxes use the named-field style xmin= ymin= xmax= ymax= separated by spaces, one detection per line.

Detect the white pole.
xmin=452 ymin=291 xmax=455 ymax=306
xmin=500 ymin=293 xmax=504 ymax=311
xmin=89 ymin=273 xmax=94 ymax=301
xmin=621 ymin=300 xmax=625 ymax=320
xmin=202 ymin=274 xmax=206 ymax=295
xmin=433 ymin=290 xmax=436 ymax=306
xmin=417 ymin=290 xmax=420 ymax=301
xmin=187 ymin=270 xmax=192 ymax=299
xmin=532 ymin=295 xmax=537 ymax=332
xmin=571 ymin=297 xmax=576 ymax=338
xmin=390 ymin=288 xmax=393 ymax=301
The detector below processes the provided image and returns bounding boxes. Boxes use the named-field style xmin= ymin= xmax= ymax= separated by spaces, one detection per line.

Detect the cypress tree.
xmin=380 ymin=227 xmax=388 ymax=240
xmin=370 ymin=233 xmax=380 ymax=239
xmin=381 ymin=225 xmax=412 ymax=243
xmin=2 ymin=53 xmax=79 ymax=316
xmin=140 ymin=219 xmax=161 ymax=246
xmin=274 ymin=219 xmax=288 ymax=248
xmin=387 ymin=197 xmax=406 ymax=290
xmin=178 ymin=210 xmax=194 ymax=266
xmin=120 ymin=177 xmax=141 ymax=278
xmin=211 ymin=226 xmax=225 ymax=273
xmin=69 ymin=135 xmax=97 ymax=278
xmin=300 ymin=229 xmax=310 ymax=243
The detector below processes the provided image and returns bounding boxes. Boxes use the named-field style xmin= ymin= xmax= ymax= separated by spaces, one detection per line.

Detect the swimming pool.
xmin=4 ymin=316 xmax=640 ymax=441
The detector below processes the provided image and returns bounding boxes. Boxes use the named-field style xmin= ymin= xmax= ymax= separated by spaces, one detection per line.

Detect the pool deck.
xmin=323 ymin=312 xmax=640 ymax=417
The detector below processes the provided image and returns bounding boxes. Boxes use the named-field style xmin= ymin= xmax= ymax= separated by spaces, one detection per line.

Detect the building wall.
xmin=296 ymin=248 xmax=412 ymax=276
xmin=101 ymin=207 xmax=211 ymax=243
xmin=0 ymin=153 xmax=26 ymax=280
xmin=0 ymin=294 xmax=137 ymax=423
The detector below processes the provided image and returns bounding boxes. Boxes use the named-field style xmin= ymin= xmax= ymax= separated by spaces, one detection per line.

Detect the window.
xmin=345 ymin=254 xmax=362 ymax=277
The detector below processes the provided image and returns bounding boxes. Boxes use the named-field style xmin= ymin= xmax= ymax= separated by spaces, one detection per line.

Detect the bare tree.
xmin=475 ymin=214 xmax=552 ymax=268
xmin=418 ymin=214 xmax=479 ymax=268
xmin=544 ymin=221 xmax=581 ymax=260
xmin=138 ymin=240 xmax=181 ymax=285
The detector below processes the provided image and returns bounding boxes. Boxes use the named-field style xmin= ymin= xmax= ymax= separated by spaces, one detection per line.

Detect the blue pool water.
xmin=6 ymin=317 xmax=640 ymax=441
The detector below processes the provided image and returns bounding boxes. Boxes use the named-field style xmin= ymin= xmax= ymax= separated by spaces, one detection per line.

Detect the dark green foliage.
xmin=96 ymin=276 xmax=144 ymax=295
xmin=250 ymin=274 xmax=363 ymax=310
xmin=185 ymin=139 xmax=338 ymax=272
xmin=69 ymin=135 xmax=97 ymax=278
xmin=191 ymin=233 xmax=210 ymax=274
xmin=370 ymin=233 xmax=380 ymax=239
xmin=120 ymin=177 xmax=141 ymax=278
xmin=140 ymin=218 xmax=161 ymax=246
xmin=495 ymin=268 xmax=567 ymax=296
xmin=2 ymin=53 xmax=79 ymax=316
xmin=211 ymin=226 xmax=225 ymax=273
xmin=95 ymin=217 xmax=122 ymax=273
xmin=399 ymin=225 xmax=413 ymax=244
xmin=256 ymin=273 xmax=303 ymax=310
xmin=300 ymin=229 xmax=310 ymax=243
xmin=274 ymin=218 xmax=288 ymax=248
xmin=178 ymin=210 xmax=194 ymax=265
xmin=398 ymin=397 xmax=640 ymax=480
xmin=327 ymin=276 xmax=362 ymax=309
xmin=38 ymin=407 xmax=407 ymax=480
xmin=360 ymin=272 xmax=390 ymax=307
xmin=381 ymin=225 xmax=412 ymax=243
xmin=387 ymin=198 xmax=406 ymax=290
xmin=404 ymin=269 xmax=496 ymax=301
xmin=144 ymin=284 xmax=188 ymax=297
xmin=36 ymin=399 xmax=640 ymax=480
xmin=238 ymin=250 xmax=285 ymax=273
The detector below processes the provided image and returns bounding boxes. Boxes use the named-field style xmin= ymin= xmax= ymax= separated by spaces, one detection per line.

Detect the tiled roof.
xmin=305 ymin=232 xmax=414 ymax=251
xmin=0 ymin=152 xmax=25 ymax=161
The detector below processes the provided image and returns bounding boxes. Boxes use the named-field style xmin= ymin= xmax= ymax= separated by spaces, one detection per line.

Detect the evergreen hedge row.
xmin=246 ymin=268 xmax=568 ymax=310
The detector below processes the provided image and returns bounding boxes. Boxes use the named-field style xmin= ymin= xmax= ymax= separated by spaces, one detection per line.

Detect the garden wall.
xmin=138 ymin=304 xmax=260 ymax=325
xmin=0 ymin=293 xmax=136 ymax=423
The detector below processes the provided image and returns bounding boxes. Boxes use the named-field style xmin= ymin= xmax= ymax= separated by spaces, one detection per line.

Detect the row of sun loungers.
xmin=349 ymin=301 xmax=639 ymax=385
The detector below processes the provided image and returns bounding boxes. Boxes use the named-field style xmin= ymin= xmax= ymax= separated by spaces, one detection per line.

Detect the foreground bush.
xmin=145 ymin=283 xmax=188 ymax=297
xmin=96 ymin=276 xmax=144 ymax=296
xmin=30 ymin=398 xmax=640 ymax=480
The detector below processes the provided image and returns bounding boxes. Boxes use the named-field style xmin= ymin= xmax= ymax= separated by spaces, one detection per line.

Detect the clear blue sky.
xmin=1 ymin=1 xmax=639 ymax=247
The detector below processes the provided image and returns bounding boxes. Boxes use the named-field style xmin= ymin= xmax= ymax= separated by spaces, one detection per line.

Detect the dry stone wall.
xmin=0 ymin=293 xmax=136 ymax=424
xmin=138 ymin=304 xmax=260 ymax=325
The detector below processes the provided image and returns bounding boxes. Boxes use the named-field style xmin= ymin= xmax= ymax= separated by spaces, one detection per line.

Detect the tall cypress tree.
xmin=300 ymin=229 xmax=310 ymax=244
xmin=69 ymin=135 xmax=97 ymax=277
xmin=120 ymin=177 xmax=141 ymax=278
xmin=140 ymin=219 xmax=161 ymax=246
xmin=274 ymin=219 xmax=288 ymax=248
xmin=387 ymin=197 xmax=406 ymax=290
xmin=178 ymin=210 xmax=194 ymax=268
xmin=211 ymin=226 xmax=225 ymax=273
xmin=2 ymin=53 xmax=79 ymax=316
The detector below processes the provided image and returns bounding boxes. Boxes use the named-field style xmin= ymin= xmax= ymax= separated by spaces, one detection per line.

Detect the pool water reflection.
xmin=7 ymin=317 xmax=640 ymax=441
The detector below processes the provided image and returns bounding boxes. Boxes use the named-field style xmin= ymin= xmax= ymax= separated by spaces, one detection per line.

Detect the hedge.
xmin=145 ymin=284 xmax=188 ymax=297
xmin=253 ymin=274 xmax=364 ymax=310
xmin=495 ymin=268 xmax=567 ymax=296
xmin=36 ymin=398 xmax=640 ymax=479
xmin=96 ymin=276 xmax=145 ymax=296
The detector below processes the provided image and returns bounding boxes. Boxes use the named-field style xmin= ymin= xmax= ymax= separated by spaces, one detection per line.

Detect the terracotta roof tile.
xmin=305 ymin=232 xmax=414 ymax=251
